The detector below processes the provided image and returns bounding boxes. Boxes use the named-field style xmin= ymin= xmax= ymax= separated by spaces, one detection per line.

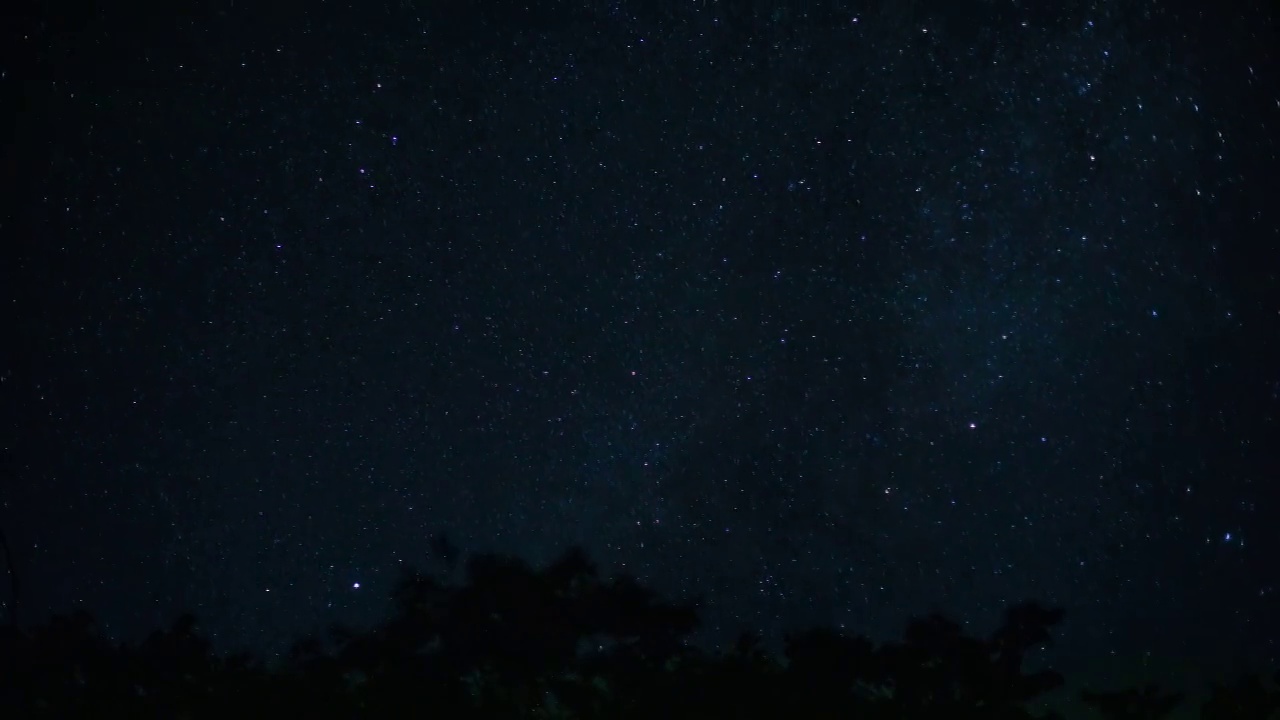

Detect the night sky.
xmin=3 ymin=0 xmax=1277 ymax=680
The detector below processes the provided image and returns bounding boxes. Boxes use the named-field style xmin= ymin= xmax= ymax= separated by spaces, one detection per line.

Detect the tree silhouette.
xmin=1080 ymin=683 xmax=1186 ymax=720
xmin=0 ymin=540 xmax=1274 ymax=718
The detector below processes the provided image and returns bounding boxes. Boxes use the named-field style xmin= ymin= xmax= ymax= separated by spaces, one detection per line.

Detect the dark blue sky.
xmin=3 ymin=0 xmax=1277 ymax=677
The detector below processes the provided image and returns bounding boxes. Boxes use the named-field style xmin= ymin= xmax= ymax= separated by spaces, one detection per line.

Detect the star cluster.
xmin=4 ymin=0 xmax=1276 ymax=674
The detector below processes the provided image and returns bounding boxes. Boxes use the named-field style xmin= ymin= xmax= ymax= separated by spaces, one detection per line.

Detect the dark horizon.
xmin=0 ymin=539 xmax=1276 ymax=719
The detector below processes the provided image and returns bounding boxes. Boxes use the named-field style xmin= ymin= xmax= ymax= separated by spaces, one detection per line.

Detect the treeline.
xmin=0 ymin=543 xmax=1275 ymax=718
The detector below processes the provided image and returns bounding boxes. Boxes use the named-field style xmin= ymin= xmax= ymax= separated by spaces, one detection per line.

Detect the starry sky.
xmin=3 ymin=0 xmax=1277 ymax=677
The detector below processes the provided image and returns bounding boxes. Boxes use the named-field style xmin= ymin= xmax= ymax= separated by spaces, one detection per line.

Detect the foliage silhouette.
xmin=1080 ymin=683 xmax=1186 ymax=720
xmin=0 ymin=541 xmax=1275 ymax=718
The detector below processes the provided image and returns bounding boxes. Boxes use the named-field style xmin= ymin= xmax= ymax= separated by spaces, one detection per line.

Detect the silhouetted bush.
xmin=0 ymin=538 xmax=1275 ymax=718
